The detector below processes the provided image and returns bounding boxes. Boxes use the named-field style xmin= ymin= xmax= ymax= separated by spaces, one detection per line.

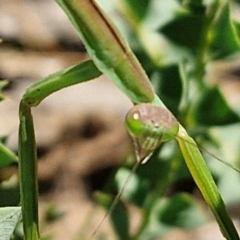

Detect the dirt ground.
xmin=1 ymin=1 xmax=240 ymax=239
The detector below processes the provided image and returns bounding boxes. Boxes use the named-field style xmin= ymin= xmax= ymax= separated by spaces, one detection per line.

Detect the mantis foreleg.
xmin=19 ymin=60 xmax=101 ymax=240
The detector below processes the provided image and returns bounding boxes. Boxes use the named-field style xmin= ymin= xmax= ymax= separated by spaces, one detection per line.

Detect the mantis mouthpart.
xmin=125 ymin=104 xmax=179 ymax=163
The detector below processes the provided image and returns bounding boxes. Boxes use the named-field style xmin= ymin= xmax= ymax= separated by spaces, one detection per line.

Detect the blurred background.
xmin=1 ymin=0 xmax=240 ymax=239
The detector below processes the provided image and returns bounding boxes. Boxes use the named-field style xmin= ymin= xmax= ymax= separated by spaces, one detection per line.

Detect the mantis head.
xmin=125 ymin=103 xmax=179 ymax=164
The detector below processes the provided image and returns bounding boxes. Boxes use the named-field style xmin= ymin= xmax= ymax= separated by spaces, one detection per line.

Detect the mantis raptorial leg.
xmin=17 ymin=0 xmax=239 ymax=240
xmin=19 ymin=61 xmax=102 ymax=240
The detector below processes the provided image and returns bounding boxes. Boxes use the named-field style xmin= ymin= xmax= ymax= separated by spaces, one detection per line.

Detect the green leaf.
xmin=0 ymin=207 xmax=21 ymax=240
xmin=45 ymin=203 xmax=65 ymax=222
xmin=138 ymin=194 xmax=208 ymax=239
xmin=159 ymin=12 xmax=205 ymax=53
xmin=151 ymin=65 xmax=182 ymax=115
xmin=0 ymin=81 xmax=9 ymax=102
xmin=94 ymin=192 xmax=130 ymax=240
xmin=0 ymin=184 xmax=20 ymax=207
xmin=0 ymin=143 xmax=18 ymax=168
xmin=209 ymin=3 xmax=240 ymax=59
xmin=159 ymin=194 xmax=207 ymax=228
xmin=177 ymin=0 xmax=206 ymax=14
xmin=194 ymin=87 xmax=240 ymax=125
xmin=0 ymin=81 xmax=8 ymax=90
xmin=119 ymin=0 xmax=151 ymax=23
xmin=114 ymin=167 xmax=149 ymax=207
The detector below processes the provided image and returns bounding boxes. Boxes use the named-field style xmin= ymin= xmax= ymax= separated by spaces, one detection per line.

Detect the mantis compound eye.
xmin=125 ymin=103 xmax=179 ymax=163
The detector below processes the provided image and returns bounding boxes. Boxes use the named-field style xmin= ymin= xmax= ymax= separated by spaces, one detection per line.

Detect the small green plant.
xmin=1 ymin=0 xmax=240 ymax=239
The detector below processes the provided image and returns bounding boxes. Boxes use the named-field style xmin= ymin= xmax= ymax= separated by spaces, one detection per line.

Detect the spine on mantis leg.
xmin=56 ymin=0 xmax=157 ymax=105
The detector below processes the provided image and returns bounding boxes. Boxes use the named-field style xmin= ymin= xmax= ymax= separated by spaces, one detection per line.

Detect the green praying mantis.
xmin=16 ymin=0 xmax=240 ymax=239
